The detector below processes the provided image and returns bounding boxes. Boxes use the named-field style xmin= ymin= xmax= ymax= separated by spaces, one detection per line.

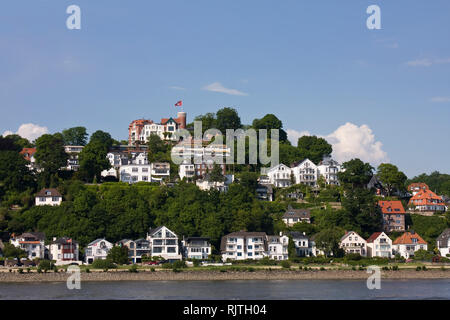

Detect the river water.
xmin=0 ymin=279 xmax=449 ymax=299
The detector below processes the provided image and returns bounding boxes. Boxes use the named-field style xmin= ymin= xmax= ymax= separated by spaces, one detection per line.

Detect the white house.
xmin=317 ymin=157 xmax=341 ymax=185
xmin=47 ymin=237 xmax=81 ymax=265
xmin=393 ymin=231 xmax=428 ymax=259
xmin=263 ymin=164 xmax=292 ymax=188
xmin=64 ymin=145 xmax=84 ymax=171
xmin=10 ymin=232 xmax=46 ymax=260
xmin=267 ymin=234 xmax=289 ymax=261
xmin=437 ymin=229 xmax=450 ymax=257
xmin=221 ymin=231 xmax=268 ymax=261
xmin=291 ymin=159 xmax=318 ymax=186
xmin=35 ymin=188 xmax=62 ymax=206
xmin=179 ymin=161 xmax=196 ymax=180
xmin=289 ymin=232 xmax=312 ymax=257
xmin=146 ymin=226 xmax=182 ymax=261
xmin=366 ymin=232 xmax=393 ymax=258
xmin=181 ymin=237 xmax=211 ymax=260
xmin=282 ymin=206 xmax=311 ymax=226
xmin=84 ymin=239 xmax=113 ymax=264
xmin=150 ymin=162 xmax=170 ymax=182
xmin=339 ymin=231 xmax=367 ymax=257
xmin=101 ymin=151 xmax=129 ymax=178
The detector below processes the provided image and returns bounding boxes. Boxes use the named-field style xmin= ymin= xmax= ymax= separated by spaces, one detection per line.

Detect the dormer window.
xmin=45 ymin=191 xmax=51 ymax=196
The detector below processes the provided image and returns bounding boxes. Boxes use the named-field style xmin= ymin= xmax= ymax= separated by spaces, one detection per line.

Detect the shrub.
xmin=26 ymin=268 xmax=31 ymax=273
xmin=129 ymin=265 xmax=138 ymax=273
xmin=422 ymin=266 xmax=427 ymax=271
xmin=320 ymin=267 xmax=325 ymax=271
xmin=247 ymin=267 xmax=255 ymax=272
xmin=416 ymin=266 xmax=422 ymax=271
xmin=193 ymin=260 xmax=201 ymax=267
xmin=173 ymin=268 xmax=181 ymax=273
xmin=392 ymin=265 xmax=399 ymax=271
xmin=18 ymin=268 xmax=23 ymax=274
xmin=172 ymin=261 xmax=187 ymax=269
xmin=281 ymin=260 xmax=291 ymax=269
xmin=92 ymin=259 xmax=116 ymax=270
xmin=38 ymin=260 xmax=53 ymax=272
xmin=298 ymin=266 xmax=303 ymax=270
xmin=85 ymin=268 xmax=90 ymax=273
xmin=351 ymin=266 xmax=356 ymax=271
xmin=150 ymin=267 xmax=155 ymax=272
xmin=358 ymin=266 xmax=366 ymax=271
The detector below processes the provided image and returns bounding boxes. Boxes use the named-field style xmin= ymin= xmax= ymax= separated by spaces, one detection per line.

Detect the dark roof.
xmin=282 ymin=207 xmax=311 ymax=219
xmin=148 ymin=226 xmax=164 ymax=236
xmin=18 ymin=232 xmax=46 ymax=241
xmin=184 ymin=237 xmax=210 ymax=242
xmin=287 ymin=231 xmax=309 ymax=240
xmin=51 ymin=237 xmax=78 ymax=245
xmin=437 ymin=228 xmax=450 ymax=248
xmin=36 ymin=188 xmax=62 ymax=197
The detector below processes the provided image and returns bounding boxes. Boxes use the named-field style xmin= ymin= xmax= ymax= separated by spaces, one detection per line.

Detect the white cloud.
xmin=287 ymin=129 xmax=311 ymax=145
xmin=202 ymin=82 xmax=248 ymax=96
xmin=2 ymin=123 xmax=49 ymax=141
xmin=430 ymin=96 xmax=450 ymax=103
xmin=406 ymin=57 xmax=450 ymax=67
xmin=287 ymin=123 xmax=389 ymax=167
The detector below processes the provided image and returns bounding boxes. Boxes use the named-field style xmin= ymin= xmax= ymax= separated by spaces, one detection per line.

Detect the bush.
xmin=320 ymin=267 xmax=325 ymax=271
xmin=91 ymin=259 xmax=116 ymax=270
xmin=392 ymin=265 xmax=399 ymax=271
xmin=129 ymin=265 xmax=138 ymax=273
xmin=422 ymin=266 xmax=427 ymax=271
xmin=26 ymin=268 xmax=31 ymax=273
xmin=85 ymin=268 xmax=90 ymax=273
xmin=247 ymin=267 xmax=255 ymax=272
xmin=281 ymin=260 xmax=291 ymax=269
xmin=416 ymin=266 xmax=422 ymax=271
xmin=345 ymin=253 xmax=362 ymax=261
xmin=150 ymin=267 xmax=155 ymax=272
xmin=193 ymin=260 xmax=201 ymax=267
xmin=18 ymin=268 xmax=23 ymax=274
xmin=298 ymin=266 xmax=303 ymax=270
xmin=38 ymin=260 xmax=53 ymax=272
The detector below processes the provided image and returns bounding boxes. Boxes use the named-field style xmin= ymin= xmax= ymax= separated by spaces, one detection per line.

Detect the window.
xmin=248 ymin=253 xmax=253 ymax=257
xmin=248 ymin=245 xmax=253 ymax=250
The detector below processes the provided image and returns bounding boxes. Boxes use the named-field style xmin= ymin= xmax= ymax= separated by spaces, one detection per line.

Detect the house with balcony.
xmin=288 ymin=232 xmax=312 ymax=257
xmin=263 ymin=164 xmax=292 ymax=188
xmin=181 ymin=237 xmax=211 ymax=260
xmin=117 ymin=238 xmax=151 ymax=263
xmin=317 ymin=157 xmax=341 ymax=185
xmin=84 ymin=239 xmax=113 ymax=264
xmin=47 ymin=237 xmax=80 ymax=265
xmin=378 ymin=200 xmax=406 ymax=232
xmin=10 ymin=232 xmax=46 ymax=260
xmin=146 ymin=226 xmax=182 ymax=261
xmin=407 ymin=183 xmax=429 ymax=196
xmin=393 ymin=231 xmax=427 ymax=259
xmin=64 ymin=145 xmax=84 ymax=171
xmin=366 ymin=232 xmax=393 ymax=258
xmin=35 ymin=188 xmax=62 ymax=206
xmin=267 ymin=234 xmax=289 ymax=261
xmin=150 ymin=162 xmax=170 ymax=182
xmin=220 ymin=231 xmax=268 ymax=261
xmin=408 ymin=189 xmax=447 ymax=212
xmin=339 ymin=231 xmax=367 ymax=257
xmin=437 ymin=229 xmax=450 ymax=257
xmin=291 ymin=159 xmax=318 ymax=187
xmin=282 ymin=206 xmax=311 ymax=226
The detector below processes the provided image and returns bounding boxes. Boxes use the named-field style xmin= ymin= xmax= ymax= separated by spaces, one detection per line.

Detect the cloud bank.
xmin=287 ymin=122 xmax=388 ymax=166
xmin=3 ymin=123 xmax=49 ymax=142
xmin=202 ymin=82 xmax=248 ymax=96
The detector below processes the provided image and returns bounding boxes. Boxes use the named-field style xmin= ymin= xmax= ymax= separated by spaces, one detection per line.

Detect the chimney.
xmin=53 ymin=237 xmax=57 ymax=241
xmin=177 ymin=111 xmax=187 ymax=129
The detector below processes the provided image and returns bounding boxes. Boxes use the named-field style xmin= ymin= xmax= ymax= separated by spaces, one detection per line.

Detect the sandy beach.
xmin=0 ymin=268 xmax=449 ymax=282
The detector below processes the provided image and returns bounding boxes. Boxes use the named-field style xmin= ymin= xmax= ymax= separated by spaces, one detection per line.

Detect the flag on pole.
xmin=175 ymin=100 xmax=183 ymax=107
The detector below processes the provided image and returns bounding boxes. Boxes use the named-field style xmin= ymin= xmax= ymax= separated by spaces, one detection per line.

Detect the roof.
xmin=220 ymin=231 xmax=267 ymax=252
xmin=148 ymin=226 xmax=164 ymax=236
xmin=407 ymin=183 xmax=429 ymax=191
xmin=17 ymin=232 xmax=45 ymax=241
xmin=366 ymin=232 xmax=385 ymax=243
xmin=282 ymin=207 xmax=311 ymax=219
xmin=408 ymin=189 xmax=445 ymax=206
xmin=393 ymin=232 xmax=427 ymax=245
xmin=20 ymin=148 xmax=37 ymax=161
xmin=36 ymin=188 xmax=62 ymax=198
xmin=378 ymin=200 xmax=405 ymax=215
xmin=340 ymin=231 xmax=363 ymax=242
xmin=184 ymin=237 xmax=210 ymax=242
xmin=87 ymin=238 xmax=111 ymax=247
xmin=51 ymin=237 xmax=78 ymax=245
xmin=436 ymin=228 xmax=450 ymax=248
xmin=287 ymin=231 xmax=309 ymax=240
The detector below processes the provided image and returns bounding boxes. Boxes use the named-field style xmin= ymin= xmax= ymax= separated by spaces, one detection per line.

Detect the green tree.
xmin=313 ymin=227 xmax=345 ymax=257
xmin=35 ymin=134 xmax=68 ymax=184
xmin=62 ymin=127 xmax=88 ymax=146
xmin=296 ymin=136 xmax=332 ymax=164
xmin=338 ymin=159 xmax=374 ymax=188
xmin=78 ymin=141 xmax=111 ymax=182
xmin=89 ymin=130 xmax=114 ymax=148
xmin=0 ymin=135 xmax=32 ymax=150
xmin=194 ymin=113 xmax=217 ymax=133
xmin=107 ymin=245 xmax=129 ymax=265
xmin=215 ymin=107 xmax=241 ymax=133
xmin=0 ymin=151 xmax=35 ymax=193
xmin=2 ymin=243 xmax=27 ymax=259
xmin=209 ymin=163 xmax=225 ymax=183
xmin=147 ymin=134 xmax=169 ymax=162
xmin=377 ymin=163 xmax=407 ymax=196
xmin=252 ymin=114 xmax=288 ymax=142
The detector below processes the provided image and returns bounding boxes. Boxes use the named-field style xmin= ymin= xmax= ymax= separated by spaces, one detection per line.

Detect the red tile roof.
xmin=393 ymin=232 xmax=427 ymax=245
xmin=366 ymin=232 xmax=383 ymax=243
xmin=408 ymin=189 xmax=445 ymax=206
xmin=378 ymin=200 xmax=405 ymax=214
xmin=408 ymin=183 xmax=429 ymax=191
xmin=20 ymin=148 xmax=36 ymax=161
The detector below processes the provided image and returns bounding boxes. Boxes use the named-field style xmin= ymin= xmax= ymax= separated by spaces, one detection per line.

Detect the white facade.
xmin=267 ymin=234 xmax=289 ymax=261
xmin=146 ymin=226 xmax=182 ymax=261
xmin=366 ymin=232 xmax=393 ymax=258
xmin=317 ymin=157 xmax=341 ymax=185
xmin=150 ymin=162 xmax=170 ymax=182
xmin=264 ymin=164 xmax=292 ymax=188
xmin=35 ymin=189 xmax=62 ymax=206
xmin=120 ymin=164 xmax=152 ymax=183
xmin=339 ymin=231 xmax=367 ymax=257
xmin=393 ymin=232 xmax=428 ymax=259
xmin=47 ymin=237 xmax=80 ymax=265
xmin=182 ymin=237 xmax=211 ymax=260
xmin=64 ymin=146 xmax=84 ymax=171
xmin=221 ymin=232 xmax=268 ymax=261
xmin=289 ymin=232 xmax=312 ymax=257
xmin=10 ymin=233 xmax=46 ymax=260
xmin=179 ymin=162 xmax=196 ymax=180
xmin=437 ymin=229 xmax=450 ymax=257
xmin=291 ymin=159 xmax=318 ymax=186
xmin=84 ymin=239 xmax=113 ymax=264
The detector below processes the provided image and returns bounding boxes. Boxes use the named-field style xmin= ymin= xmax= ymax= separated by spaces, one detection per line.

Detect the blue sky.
xmin=1 ymin=1 xmax=449 ymax=177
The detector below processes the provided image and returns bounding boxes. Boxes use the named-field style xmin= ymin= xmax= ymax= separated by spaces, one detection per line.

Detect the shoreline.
xmin=1 ymin=269 xmax=450 ymax=282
